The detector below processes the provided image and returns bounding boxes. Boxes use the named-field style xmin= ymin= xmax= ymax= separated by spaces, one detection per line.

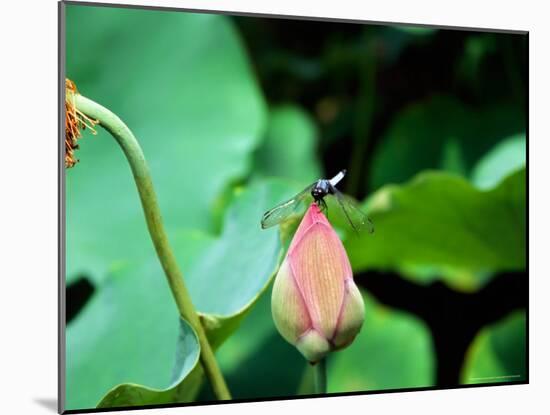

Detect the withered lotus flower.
xmin=65 ymin=79 xmax=98 ymax=168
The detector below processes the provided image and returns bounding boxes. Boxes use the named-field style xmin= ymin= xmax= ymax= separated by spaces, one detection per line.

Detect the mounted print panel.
xmin=60 ymin=1 xmax=528 ymax=413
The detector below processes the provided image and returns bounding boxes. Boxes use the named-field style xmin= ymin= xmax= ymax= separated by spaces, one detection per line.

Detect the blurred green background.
xmin=64 ymin=3 xmax=527 ymax=411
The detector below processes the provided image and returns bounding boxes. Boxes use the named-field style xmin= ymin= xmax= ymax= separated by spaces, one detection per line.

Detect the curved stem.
xmin=73 ymin=94 xmax=231 ymax=400
xmin=313 ymin=359 xmax=327 ymax=394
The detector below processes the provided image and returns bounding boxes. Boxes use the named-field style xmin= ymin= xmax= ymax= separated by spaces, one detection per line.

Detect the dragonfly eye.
xmin=311 ymin=187 xmax=323 ymax=199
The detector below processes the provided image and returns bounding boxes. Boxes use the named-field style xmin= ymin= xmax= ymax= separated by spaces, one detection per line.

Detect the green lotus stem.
xmin=313 ymin=359 xmax=327 ymax=394
xmin=73 ymin=94 xmax=231 ymax=401
xmin=345 ymin=41 xmax=376 ymax=196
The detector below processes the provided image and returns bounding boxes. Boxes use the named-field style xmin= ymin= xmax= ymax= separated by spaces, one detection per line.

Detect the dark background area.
xmin=235 ymin=17 xmax=527 ymax=198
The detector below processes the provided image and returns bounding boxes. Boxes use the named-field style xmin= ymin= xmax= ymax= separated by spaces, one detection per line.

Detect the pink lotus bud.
xmin=271 ymin=203 xmax=365 ymax=363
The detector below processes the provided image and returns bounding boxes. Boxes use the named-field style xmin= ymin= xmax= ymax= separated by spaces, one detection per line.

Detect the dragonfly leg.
xmin=318 ymin=198 xmax=328 ymax=216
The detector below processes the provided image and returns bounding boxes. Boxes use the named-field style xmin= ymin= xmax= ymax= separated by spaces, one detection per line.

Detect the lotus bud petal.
xmin=271 ymin=203 xmax=365 ymax=363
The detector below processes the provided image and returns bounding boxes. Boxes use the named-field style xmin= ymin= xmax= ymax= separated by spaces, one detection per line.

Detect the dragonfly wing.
xmin=331 ymin=187 xmax=374 ymax=234
xmin=261 ymin=184 xmax=314 ymax=229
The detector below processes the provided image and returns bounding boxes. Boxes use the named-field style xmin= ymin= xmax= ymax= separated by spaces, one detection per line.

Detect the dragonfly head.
xmin=311 ymin=182 xmax=328 ymax=201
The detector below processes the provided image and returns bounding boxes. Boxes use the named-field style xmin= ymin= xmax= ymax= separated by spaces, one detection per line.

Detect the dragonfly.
xmin=261 ymin=169 xmax=374 ymax=234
